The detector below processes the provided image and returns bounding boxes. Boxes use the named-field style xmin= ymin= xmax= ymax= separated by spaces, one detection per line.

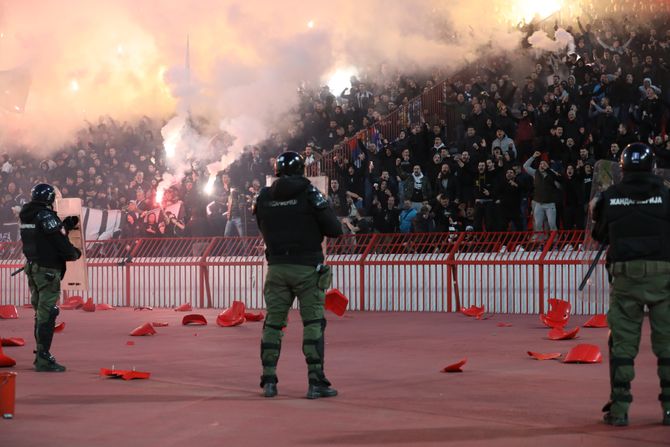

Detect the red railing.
xmin=0 ymin=230 xmax=608 ymax=314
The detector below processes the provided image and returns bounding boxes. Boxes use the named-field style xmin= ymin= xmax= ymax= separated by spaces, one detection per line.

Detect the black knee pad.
xmin=49 ymin=306 xmax=60 ymax=323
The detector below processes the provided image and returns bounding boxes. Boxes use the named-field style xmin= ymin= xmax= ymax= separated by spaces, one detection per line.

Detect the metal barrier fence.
xmin=0 ymin=230 xmax=607 ymax=314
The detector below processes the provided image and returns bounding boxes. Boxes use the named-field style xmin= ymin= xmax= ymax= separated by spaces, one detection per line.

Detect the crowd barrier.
xmin=0 ymin=230 xmax=608 ymax=314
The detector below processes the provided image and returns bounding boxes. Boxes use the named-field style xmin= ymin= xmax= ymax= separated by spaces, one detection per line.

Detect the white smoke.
xmin=527 ymin=27 xmax=575 ymax=54
xmin=0 ymin=0 xmax=533 ymax=161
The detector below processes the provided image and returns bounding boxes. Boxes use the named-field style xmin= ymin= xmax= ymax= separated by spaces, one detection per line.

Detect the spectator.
xmin=523 ymin=151 xmax=561 ymax=232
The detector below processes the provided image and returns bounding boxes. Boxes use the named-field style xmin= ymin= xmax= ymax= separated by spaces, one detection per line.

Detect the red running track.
xmin=0 ymin=308 xmax=668 ymax=446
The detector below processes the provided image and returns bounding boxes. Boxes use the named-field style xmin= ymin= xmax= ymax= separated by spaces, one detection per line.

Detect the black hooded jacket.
xmin=19 ymin=201 xmax=81 ymax=272
xmin=254 ymin=176 xmax=342 ymax=266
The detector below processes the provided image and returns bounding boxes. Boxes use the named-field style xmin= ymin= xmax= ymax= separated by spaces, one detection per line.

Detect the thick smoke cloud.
xmin=0 ymin=0 xmax=527 ymax=157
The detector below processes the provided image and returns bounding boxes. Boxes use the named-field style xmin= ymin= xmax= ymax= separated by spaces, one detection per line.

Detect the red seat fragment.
xmin=540 ymin=298 xmax=571 ymax=328
xmin=174 ymin=303 xmax=192 ymax=312
xmin=325 ymin=289 xmax=349 ymax=316
xmin=95 ymin=303 xmax=115 ymax=311
xmin=81 ymin=298 xmax=96 ymax=312
xmin=563 ymin=344 xmax=603 ymax=363
xmin=527 ymin=351 xmax=562 ymax=360
xmin=217 ymin=301 xmax=246 ymax=327
xmin=583 ymin=314 xmax=608 ymax=328
xmin=441 ymin=358 xmax=467 ymax=373
xmin=54 ymin=322 xmax=66 ymax=332
xmin=0 ymin=338 xmax=25 ymax=347
xmin=182 ymin=314 xmax=208 ymax=326
xmin=130 ymin=322 xmax=157 ymax=336
xmin=64 ymin=296 xmax=84 ymax=309
xmin=243 ymin=312 xmax=264 ymax=322
xmin=461 ymin=305 xmax=485 ymax=318
xmin=548 ymin=326 xmax=580 ymax=340
xmin=100 ymin=368 xmax=150 ymax=380
xmin=0 ymin=345 xmax=16 ymax=367
xmin=152 ymin=322 xmax=169 ymax=327
xmin=0 ymin=305 xmax=18 ymax=319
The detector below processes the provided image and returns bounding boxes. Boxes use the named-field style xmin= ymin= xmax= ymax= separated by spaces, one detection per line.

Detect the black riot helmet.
xmin=30 ymin=183 xmax=56 ymax=205
xmin=275 ymin=151 xmax=305 ymax=177
xmin=620 ymin=142 xmax=655 ymax=173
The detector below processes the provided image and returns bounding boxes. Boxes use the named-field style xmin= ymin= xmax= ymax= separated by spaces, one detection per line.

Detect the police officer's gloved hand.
xmin=63 ymin=216 xmax=79 ymax=231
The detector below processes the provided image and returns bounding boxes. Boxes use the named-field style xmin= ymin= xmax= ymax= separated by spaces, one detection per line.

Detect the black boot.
xmin=306 ymin=383 xmax=338 ymax=399
xmin=306 ymin=374 xmax=337 ymax=399
xmin=260 ymin=375 xmax=278 ymax=398
xmin=35 ymin=351 xmax=66 ymax=372
xmin=263 ymin=383 xmax=278 ymax=398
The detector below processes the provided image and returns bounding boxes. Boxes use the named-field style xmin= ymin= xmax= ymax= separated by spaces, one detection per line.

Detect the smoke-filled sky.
xmin=0 ymin=0 xmax=568 ymax=155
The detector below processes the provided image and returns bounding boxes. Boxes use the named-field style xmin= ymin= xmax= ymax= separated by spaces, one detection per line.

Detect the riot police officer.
xmin=19 ymin=184 xmax=81 ymax=372
xmin=591 ymin=143 xmax=670 ymax=426
xmin=254 ymin=152 xmax=343 ymax=399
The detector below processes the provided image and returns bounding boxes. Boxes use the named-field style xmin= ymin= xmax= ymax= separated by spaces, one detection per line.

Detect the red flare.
xmin=460 ymin=305 xmax=485 ymax=318
xmin=527 ymin=351 xmax=562 ymax=360
xmin=442 ymin=358 xmax=467 ymax=373
xmin=0 ymin=345 xmax=16 ymax=367
xmin=81 ymin=298 xmax=96 ymax=312
xmin=182 ymin=314 xmax=208 ymax=326
xmin=325 ymin=289 xmax=349 ymax=316
xmin=100 ymin=368 xmax=150 ymax=380
xmin=0 ymin=305 xmax=18 ymax=319
xmin=174 ymin=303 xmax=192 ymax=312
xmin=216 ymin=301 xmax=246 ymax=327
xmin=243 ymin=312 xmax=264 ymax=322
xmin=583 ymin=314 xmax=608 ymax=328
xmin=548 ymin=326 xmax=580 ymax=340
xmin=0 ymin=338 xmax=25 ymax=347
xmin=563 ymin=344 xmax=603 ymax=363
xmin=130 ymin=322 xmax=157 ymax=336
xmin=54 ymin=322 xmax=66 ymax=332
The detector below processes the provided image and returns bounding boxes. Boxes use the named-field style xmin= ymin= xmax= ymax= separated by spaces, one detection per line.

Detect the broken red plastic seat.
xmin=217 ymin=301 xmax=246 ymax=327
xmin=442 ymin=358 xmax=467 ymax=373
xmin=325 ymin=289 xmax=349 ymax=316
xmin=182 ymin=314 xmax=208 ymax=326
xmin=0 ymin=305 xmax=18 ymax=319
xmin=461 ymin=305 xmax=485 ymax=318
xmin=95 ymin=303 xmax=115 ymax=311
xmin=100 ymin=368 xmax=150 ymax=380
xmin=81 ymin=298 xmax=96 ymax=312
xmin=134 ymin=306 xmax=153 ymax=311
xmin=64 ymin=296 xmax=84 ymax=309
xmin=548 ymin=326 xmax=580 ymax=340
xmin=174 ymin=303 xmax=192 ymax=312
xmin=152 ymin=322 xmax=169 ymax=327
xmin=0 ymin=345 xmax=16 ymax=367
xmin=540 ymin=298 xmax=571 ymax=328
xmin=583 ymin=314 xmax=608 ymax=328
xmin=130 ymin=322 xmax=157 ymax=336
xmin=0 ymin=338 xmax=25 ymax=347
xmin=527 ymin=351 xmax=562 ymax=360
xmin=563 ymin=344 xmax=603 ymax=363
xmin=54 ymin=322 xmax=66 ymax=332
xmin=244 ymin=312 xmax=264 ymax=322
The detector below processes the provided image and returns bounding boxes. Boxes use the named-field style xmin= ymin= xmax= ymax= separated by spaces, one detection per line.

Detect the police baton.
xmin=578 ymin=243 xmax=607 ymax=291
xmin=10 ymin=266 xmax=25 ymax=277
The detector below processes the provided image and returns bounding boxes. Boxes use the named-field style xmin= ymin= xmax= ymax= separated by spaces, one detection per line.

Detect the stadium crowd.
xmin=1 ymin=0 xmax=669 ymax=242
